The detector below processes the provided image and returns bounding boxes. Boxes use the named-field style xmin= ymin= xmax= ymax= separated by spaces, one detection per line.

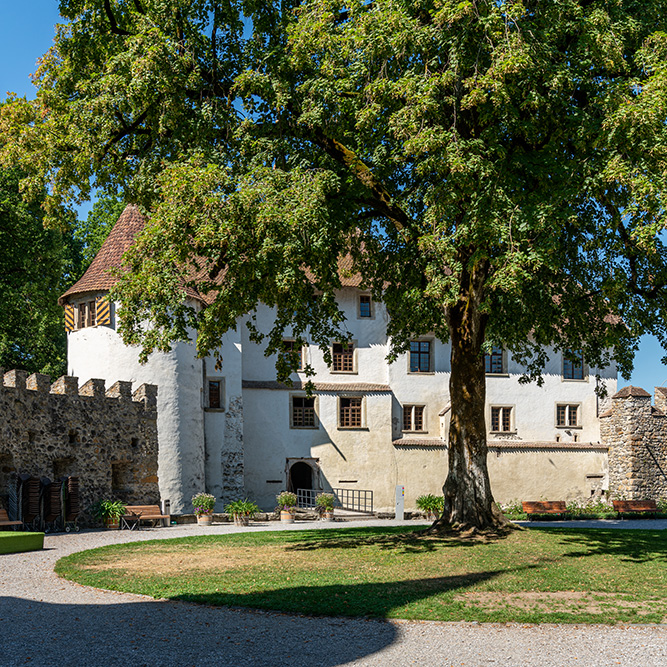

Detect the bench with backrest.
xmin=612 ymin=500 xmax=658 ymax=518
xmin=121 ymin=505 xmax=169 ymax=529
xmin=522 ymin=501 xmax=567 ymax=518
xmin=0 ymin=509 xmax=23 ymax=529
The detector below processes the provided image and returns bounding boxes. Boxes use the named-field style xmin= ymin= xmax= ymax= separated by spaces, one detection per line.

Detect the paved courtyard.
xmin=2 ymin=518 xmax=667 ymax=666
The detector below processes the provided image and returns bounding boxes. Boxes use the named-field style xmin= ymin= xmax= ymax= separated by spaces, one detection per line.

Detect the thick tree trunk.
xmin=431 ymin=256 xmax=507 ymax=532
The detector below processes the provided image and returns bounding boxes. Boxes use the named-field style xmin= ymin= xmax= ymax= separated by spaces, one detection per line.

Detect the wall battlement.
xmin=2 ymin=369 xmax=157 ymax=411
xmin=600 ymin=385 xmax=667 ymax=499
xmin=0 ymin=369 xmax=159 ymax=519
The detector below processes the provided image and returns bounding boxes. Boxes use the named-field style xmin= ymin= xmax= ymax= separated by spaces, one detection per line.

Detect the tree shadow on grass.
xmin=528 ymin=527 xmax=667 ymax=564
xmin=171 ymin=566 xmax=538 ymax=619
xmin=280 ymin=525 xmax=509 ymax=554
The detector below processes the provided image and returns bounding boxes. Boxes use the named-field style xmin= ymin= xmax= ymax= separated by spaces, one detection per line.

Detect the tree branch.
xmin=103 ymin=0 xmax=132 ymax=36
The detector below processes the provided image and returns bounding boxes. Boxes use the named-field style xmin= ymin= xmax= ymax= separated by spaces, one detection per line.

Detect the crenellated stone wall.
xmin=0 ymin=369 xmax=159 ymax=519
xmin=600 ymin=385 xmax=667 ymax=499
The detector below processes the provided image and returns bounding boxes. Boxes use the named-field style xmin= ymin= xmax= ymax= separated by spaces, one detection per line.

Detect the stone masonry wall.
xmin=0 ymin=369 xmax=159 ymax=519
xmin=600 ymin=386 xmax=667 ymax=499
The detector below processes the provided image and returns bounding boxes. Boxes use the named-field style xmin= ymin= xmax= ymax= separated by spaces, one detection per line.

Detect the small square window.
xmin=490 ymin=406 xmax=513 ymax=432
xmin=563 ymin=350 xmax=584 ymax=380
xmin=485 ymin=346 xmax=505 ymax=374
xmin=292 ymin=396 xmax=316 ymax=428
xmin=556 ymin=404 xmax=579 ymax=427
xmin=402 ymin=405 xmax=425 ymax=432
xmin=339 ymin=396 xmax=363 ymax=428
xmin=409 ymin=341 xmax=432 ymax=373
xmin=332 ymin=342 xmax=355 ymax=372
xmin=359 ymin=295 xmax=372 ymax=318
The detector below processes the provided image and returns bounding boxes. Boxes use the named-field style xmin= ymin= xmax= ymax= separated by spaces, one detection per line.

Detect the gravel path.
xmin=2 ymin=518 xmax=667 ymax=666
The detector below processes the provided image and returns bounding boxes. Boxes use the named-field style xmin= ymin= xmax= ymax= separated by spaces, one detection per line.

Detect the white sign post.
xmin=395 ymin=485 xmax=405 ymax=521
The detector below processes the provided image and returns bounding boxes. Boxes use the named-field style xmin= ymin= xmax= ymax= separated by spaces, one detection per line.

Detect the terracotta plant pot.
xmin=280 ymin=510 xmax=295 ymax=524
xmin=234 ymin=514 xmax=249 ymax=527
xmin=321 ymin=511 xmax=334 ymax=522
xmin=197 ymin=514 xmax=213 ymax=526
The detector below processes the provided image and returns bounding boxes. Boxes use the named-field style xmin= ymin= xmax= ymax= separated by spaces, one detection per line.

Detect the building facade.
xmin=60 ymin=206 xmax=618 ymax=514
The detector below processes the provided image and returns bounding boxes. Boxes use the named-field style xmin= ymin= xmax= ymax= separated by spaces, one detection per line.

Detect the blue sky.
xmin=1 ymin=2 xmax=666 ymax=393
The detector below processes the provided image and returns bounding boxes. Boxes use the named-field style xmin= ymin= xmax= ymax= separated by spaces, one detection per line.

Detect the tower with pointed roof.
xmin=60 ymin=205 xmax=245 ymax=514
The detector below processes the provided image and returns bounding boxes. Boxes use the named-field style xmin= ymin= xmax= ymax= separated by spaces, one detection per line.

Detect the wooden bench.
xmin=121 ymin=505 xmax=169 ymax=529
xmin=612 ymin=500 xmax=658 ymax=518
xmin=0 ymin=509 xmax=23 ymax=529
xmin=522 ymin=501 xmax=567 ymax=519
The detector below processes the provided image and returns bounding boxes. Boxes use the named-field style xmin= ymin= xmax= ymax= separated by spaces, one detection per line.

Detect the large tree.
xmin=4 ymin=0 xmax=667 ymax=529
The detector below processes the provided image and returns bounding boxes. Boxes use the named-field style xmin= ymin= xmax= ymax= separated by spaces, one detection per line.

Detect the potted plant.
xmin=276 ymin=491 xmax=298 ymax=524
xmin=315 ymin=492 xmax=336 ymax=521
xmin=225 ymin=498 xmax=259 ymax=526
xmin=192 ymin=492 xmax=216 ymax=525
xmin=90 ymin=499 xmax=126 ymax=530
xmin=415 ymin=494 xmax=444 ymax=521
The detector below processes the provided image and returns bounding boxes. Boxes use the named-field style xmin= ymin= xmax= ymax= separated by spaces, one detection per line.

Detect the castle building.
xmin=59 ymin=206 xmax=617 ymax=514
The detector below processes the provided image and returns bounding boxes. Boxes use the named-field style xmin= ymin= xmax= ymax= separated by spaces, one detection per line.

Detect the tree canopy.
xmin=4 ymin=0 xmax=667 ymax=528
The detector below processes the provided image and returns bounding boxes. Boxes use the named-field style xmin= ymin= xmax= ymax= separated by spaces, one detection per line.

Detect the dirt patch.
xmin=454 ymin=591 xmax=657 ymax=615
xmin=79 ymin=544 xmax=332 ymax=576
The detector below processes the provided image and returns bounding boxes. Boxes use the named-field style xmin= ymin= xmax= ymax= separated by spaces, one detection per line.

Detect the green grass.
xmin=0 ymin=531 xmax=44 ymax=554
xmin=55 ymin=526 xmax=667 ymax=624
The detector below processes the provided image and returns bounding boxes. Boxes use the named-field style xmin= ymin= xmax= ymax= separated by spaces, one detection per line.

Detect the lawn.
xmin=55 ymin=526 xmax=667 ymax=624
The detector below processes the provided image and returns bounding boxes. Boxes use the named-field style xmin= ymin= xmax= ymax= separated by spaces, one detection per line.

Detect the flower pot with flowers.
xmin=276 ymin=492 xmax=298 ymax=524
xmin=192 ymin=492 xmax=216 ymax=525
xmin=225 ymin=499 xmax=259 ymax=526
xmin=315 ymin=493 xmax=336 ymax=521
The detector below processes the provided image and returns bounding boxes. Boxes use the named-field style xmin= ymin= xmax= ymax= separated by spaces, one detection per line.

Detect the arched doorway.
xmin=286 ymin=457 xmax=321 ymax=494
xmin=288 ymin=461 xmax=313 ymax=492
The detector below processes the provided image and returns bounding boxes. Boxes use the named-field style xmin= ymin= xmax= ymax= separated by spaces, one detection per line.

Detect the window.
xmin=490 ymin=406 xmax=513 ymax=432
xmin=76 ymin=300 xmax=97 ymax=329
xmin=208 ymin=379 xmax=223 ymax=409
xmin=339 ymin=397 xmax=363 ymax=428
xmin=409 ymin=341 xmax=432 ymax=373
xmin=485 ymin=346 xmax=505 ymax=374
xmin=556 ymin=404 xmax=579 ymax=427
xmin=281 ymin=340 xmax=304 ymax=371
xmin=291 ymin=396 xmax=316 ymax=428
xmin=563 ymin=350 xmax=584 ymax=380
xmin=359 ymin=295 xmax=372 ymax=318
xmin=332 ymin=342 xmax=355 ymax=372
xmin=403 ymin=405 xmax=425 ymax=432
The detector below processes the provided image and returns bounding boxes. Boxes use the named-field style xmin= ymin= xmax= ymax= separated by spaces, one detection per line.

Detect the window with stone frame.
xmin=556 ymin=404 xmax=579 ymax=427
xmin=485 ymin=346 xmax=505 ymax=374
xmin=490 ymin=406 xmax=513 ymax=432
xmin=409 ymin=340 xmax=432 ymax=373
xmin=332 ymin=342 xmax=355 ymax=372
xmin=402 ymin=405 xmax=425 ymax=432
xmin=358 ymin=294 xmax=372 ymax=318
xmin=291 ymin=396 xmax=316 ymax=428
xmin=208 ymin=379 xmax=223 ymax=409
xmin=339 ymin=396 xmax=363 ymax=428
xmin=281 ymin=340 xmax=304 ymax=371
xmin=563 ymin=349 xmax=584 ymax=380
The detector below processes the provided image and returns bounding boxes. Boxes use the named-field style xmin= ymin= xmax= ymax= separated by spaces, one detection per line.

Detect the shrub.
xmin=90 ymin=499 xmax=126 ymax=521
xmin=225 ymin=499 xmax=259 ymax=517
xmin=192 ymin=492 xmax=216 ymax=516
xmin=315 ymin=493 xmax=335 ymax=513
xmin=415 ymin=494 xmax=444 ymax=515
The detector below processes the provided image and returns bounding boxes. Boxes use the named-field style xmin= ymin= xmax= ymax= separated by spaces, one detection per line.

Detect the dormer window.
xmin=65 ymin=296 xmax=111 ymax=331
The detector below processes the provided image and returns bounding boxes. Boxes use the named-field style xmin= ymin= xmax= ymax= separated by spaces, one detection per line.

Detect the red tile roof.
xmin=60 ymin=205 xmax=363 ymax=305
xmin=612 ymin=385 xmax=651 ymax=399
xmin=59 ymin=204 xmax=146 ymax=304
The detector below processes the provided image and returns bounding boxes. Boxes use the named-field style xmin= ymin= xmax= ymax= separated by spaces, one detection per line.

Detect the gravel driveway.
xmin=2 ymin=518 xmax=667 ymax=666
